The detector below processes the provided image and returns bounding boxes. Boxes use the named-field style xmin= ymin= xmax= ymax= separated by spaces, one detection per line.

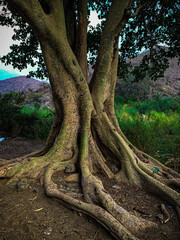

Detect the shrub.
xmin=0 ymin=92 xmax=55 ymax=140
xmin=0 ymin=92 xmax=179 ymax=168
xmin=115 ymin=96 xmax=180 ymax=166
xmin=20 ymin=105 xmax=55 ymax=140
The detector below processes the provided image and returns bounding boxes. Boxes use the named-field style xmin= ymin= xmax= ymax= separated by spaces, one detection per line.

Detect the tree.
xmin=0 ymin=0 xmax=180 ymax=239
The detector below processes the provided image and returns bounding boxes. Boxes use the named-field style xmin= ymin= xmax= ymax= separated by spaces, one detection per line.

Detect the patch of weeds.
xmin=152 ymin=166 xmax=159 ymax=179
xmin=115 ymin=96 xmax=180 ymax=170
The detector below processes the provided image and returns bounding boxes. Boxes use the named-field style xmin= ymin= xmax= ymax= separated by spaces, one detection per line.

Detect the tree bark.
xmin=75 ymin=0 xmax=88 ymax=80
xmin=1 ymin=0 xmax=180 ymax=239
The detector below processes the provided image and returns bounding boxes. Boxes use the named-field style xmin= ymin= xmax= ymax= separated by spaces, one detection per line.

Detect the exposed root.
xmin=89 ymin=134 xmax=114 ymax=179
xmin=160 ymin=204 xmax=170 ymax=223
xmin=91 ymin=110 xmax=180 ymax=223
xmin=0 ymin=105 xmax=180 ymax=239
xmin=81 ymin=172 xmax=157 ymax=238
xmin=44 ymin=164 xmax=139 ymax=240
xmin=120 ymin=131 xmax=180 ymax=179
xmin=78 ymin=110 xmax=158 ymax=238
xmin=176 ymin=206 xmax=180 ymax=222
xmin=0 ymin=157 xmax=49 ymax=184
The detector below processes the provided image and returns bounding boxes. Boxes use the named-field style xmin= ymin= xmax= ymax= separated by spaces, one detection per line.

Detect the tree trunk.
xmin=1 ymin=0 xmax=180 ymax=239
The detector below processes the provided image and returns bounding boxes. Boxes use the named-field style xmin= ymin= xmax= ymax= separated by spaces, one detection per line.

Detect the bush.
xmin=0 ymin=92 xmax=25 ymax=137
xmin=115 ymin=96 xmax=180 ymax=166
xmin=0 ymin=92 xmax=55 ymax=140
xmin=20 ymin=105 xmax=55 ymax=140
xmin=0 ymin=92 xmax=179 ymax=167
xmin=115 ymin=95 xmax=180 ymax=114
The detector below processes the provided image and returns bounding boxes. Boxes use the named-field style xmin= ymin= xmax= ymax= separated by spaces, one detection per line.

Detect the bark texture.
xmin=1 ymin=1 xmax=180 ymax=239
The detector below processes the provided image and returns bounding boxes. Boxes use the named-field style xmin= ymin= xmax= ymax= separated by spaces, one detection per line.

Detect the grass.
xmin=115 ymin=96 xmax=180 ymax=166
xmin=0 ymin=91 xmax=179 ymax=168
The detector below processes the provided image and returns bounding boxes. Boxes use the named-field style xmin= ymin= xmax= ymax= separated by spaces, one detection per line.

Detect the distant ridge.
xmin=0 ymin=46 xmax=179 ymax=99
xmin=115 ymin=47 xmax=180 ymax=99
xmin=0 ymin=76 xmax=46 ymax=94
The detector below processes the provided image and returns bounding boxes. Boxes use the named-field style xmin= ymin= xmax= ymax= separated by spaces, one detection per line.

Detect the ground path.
xmin=0 ymin=138 xmax=179 ymax=240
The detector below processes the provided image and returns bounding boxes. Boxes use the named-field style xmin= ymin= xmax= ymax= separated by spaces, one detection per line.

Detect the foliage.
xmin=115 ymin=96 xmax=180 ymax=164
xmin=0 ymin=0 xmax=48 ymax=79
xmin=88 ymin=0 xmax=180 ymax=81
xmin=115 ymin=95 xmax=180 ymax=113
xmin=0 ymin=90 xmax=25 ymax=105
xmin=0 ymin=0 xmax=179 ymax=81
xmin=26 ymin=92 xmax=43 ymax=103
xmin=0 ymin=91 xmax=25 ymax=137
xmin=118 ymin=0 xmax=180 ymax=82
xmin=20 ymin=104 xmax=55 ymax=140
xmin=0 ymin=91 xmax=179 ymax=167
xmin=0 ymin=91 xmax=55 ymax=140
xmin=115 ymin=76 xmax=151 ymax=100
xmin=87 ymin=23 xmax=102 ymax=67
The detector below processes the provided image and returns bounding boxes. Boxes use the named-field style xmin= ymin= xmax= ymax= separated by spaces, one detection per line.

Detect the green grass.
xmin=0 ymin=91 xmax=179 ymax=167
xmin=19 ymin=105 xmax=55 ymax=140
xmin=115 ymin=96 xmax=180 ymax=165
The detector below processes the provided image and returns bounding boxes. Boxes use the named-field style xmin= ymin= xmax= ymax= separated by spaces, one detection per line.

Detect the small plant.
xmin=152 ymin=166 xmax=159 ymax=179
xmin=34 ymin=102 xmax=41 ymax=110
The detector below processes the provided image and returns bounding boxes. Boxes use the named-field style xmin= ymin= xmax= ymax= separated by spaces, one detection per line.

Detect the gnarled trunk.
xmin=1 ymin=0 xmax=180 ymax=239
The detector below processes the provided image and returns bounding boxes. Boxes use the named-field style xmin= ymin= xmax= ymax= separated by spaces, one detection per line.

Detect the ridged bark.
xmin=1 ymin=1 xmax=180 ymax=239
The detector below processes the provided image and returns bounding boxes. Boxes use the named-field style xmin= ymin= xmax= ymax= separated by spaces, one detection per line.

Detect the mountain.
xmin=0 ymin=76 xmax=45 ymax=94
xmin=0 ymin=69 xmax=19 ymax=80
xmin=26 ymin=82 xmax=54 ymax=109
xmin=0 ymin=46 xmax=179 ymax=101
xmin=115 ymin=47 xmax=180 ymax=99
xmin=0 ymin=75 xmax=53 ymax=108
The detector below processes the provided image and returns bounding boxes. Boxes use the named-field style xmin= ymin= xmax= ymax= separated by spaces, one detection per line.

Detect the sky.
xmin=0 ymin=11 xmax=101 ymax=79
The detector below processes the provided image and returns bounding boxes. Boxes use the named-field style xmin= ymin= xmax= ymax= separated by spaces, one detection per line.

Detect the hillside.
xmin=0 ymin=76 xmax=53 ymax=108
xmin=116 ymin=47 xmax=180 ymax=99
xmin=0 ymin=47 xmax=179 ymax=104
xmin=0 ymin=76 xmax=45 ymax=94
xmin=25 ymin=82 xmax=54 ymax=109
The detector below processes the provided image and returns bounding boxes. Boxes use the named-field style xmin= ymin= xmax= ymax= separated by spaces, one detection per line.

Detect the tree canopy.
xmin=0 ymin=0 xmax=179 ymax=81
xmin=0 ymin=1 xmax=180 ymax=240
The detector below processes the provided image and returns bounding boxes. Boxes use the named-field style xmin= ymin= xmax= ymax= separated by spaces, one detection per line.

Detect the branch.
xmin=5 ymin=0 xmax=44 ymax=22
xmin=90 ymin=0 xmax=133 ymax=103
xmin=45 ymin=0 xmax=66 ymax=31
xmin=127 ymin=0 xmax=158 ymax=18
xmin=131 ymin=5 xmax=144 ymax=17
xmin=5 ymin=0 xmax=67 ymax=47
xmin=131 ymin=0 xmax=152 ymax=18
xmin=115 ymin=1 xmax=149 ymax=34
xmin=5 ymin=0 xmax=49 ymax=37
xmin=64 ymin=0 xmax=76 ymax=51
xmin=75 ymin=0 xmax=88 ymax=79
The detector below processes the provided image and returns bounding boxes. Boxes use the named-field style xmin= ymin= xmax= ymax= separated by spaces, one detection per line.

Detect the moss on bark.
xmin=1 ymin=0 xmax=180 ymax=239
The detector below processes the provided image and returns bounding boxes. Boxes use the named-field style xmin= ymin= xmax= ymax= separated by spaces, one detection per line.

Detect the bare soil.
xmin=0 ymin=138 xmax=180 ymax=240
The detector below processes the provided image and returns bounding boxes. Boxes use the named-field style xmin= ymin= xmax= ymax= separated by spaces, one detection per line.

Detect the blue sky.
xmin=0 ymin=25 xmax=38 ymax=78
xmin=0 ymin=11 xmax=100 ymax=79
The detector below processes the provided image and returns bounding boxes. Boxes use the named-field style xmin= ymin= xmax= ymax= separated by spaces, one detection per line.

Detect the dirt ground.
xmin=0 ymin=138 xmax=180 ymax=240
